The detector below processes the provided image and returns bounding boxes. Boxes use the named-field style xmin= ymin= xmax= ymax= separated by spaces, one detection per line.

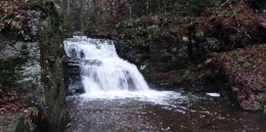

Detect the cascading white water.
xmin=64 ymin=36 xmax=181 ymax=102
xmin=64 ymin=36 xmax=149 ymax=92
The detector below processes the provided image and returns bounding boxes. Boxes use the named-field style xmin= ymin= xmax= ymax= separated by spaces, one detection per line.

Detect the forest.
xmin=1 ymin=0 xmax=266 ymax=131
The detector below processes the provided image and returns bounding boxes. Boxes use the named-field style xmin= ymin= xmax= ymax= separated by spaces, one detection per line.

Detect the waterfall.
xmin=64 ymin=36 xmax=149 ymax=94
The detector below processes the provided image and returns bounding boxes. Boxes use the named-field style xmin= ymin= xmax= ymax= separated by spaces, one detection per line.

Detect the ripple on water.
xmin=67 ymin=92 xmax=266 ymax=132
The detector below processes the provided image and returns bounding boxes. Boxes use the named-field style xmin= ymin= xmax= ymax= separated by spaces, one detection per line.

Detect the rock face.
xmin=1 ymin=1 xmax=69 ymax=131
xmin=64 ymin=58 xmax=84 ymax=95
xmin=0 ymin=37 xmax=44 ymax=102
xmin=0 ymin=39 xmax=27 ymax=86
xmin=0 ymin=37 xmax=44 ymax=132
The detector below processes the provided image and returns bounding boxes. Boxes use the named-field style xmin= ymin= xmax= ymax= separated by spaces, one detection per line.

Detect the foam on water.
xmin=64 ymin=36 xmax=183 ymax=105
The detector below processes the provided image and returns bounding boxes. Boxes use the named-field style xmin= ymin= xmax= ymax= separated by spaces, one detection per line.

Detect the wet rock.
xmin=0 ymin=38 xmax=44 ymax=105
xmin=0 ymin=36 xmax=46 ymax=131
xmin=0 ymin=42 xmax=21 ymax=61
xmin=64 ymin=58 xmax=85 ymax=95
xmin=15 ymin=42 xmax=41 ymax=89
xmin=0 ymin=40 xmax=43 ymax=101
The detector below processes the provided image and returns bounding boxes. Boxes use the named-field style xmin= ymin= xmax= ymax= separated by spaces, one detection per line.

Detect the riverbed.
xmin=66 ymin=92 xmax=266 ymax=132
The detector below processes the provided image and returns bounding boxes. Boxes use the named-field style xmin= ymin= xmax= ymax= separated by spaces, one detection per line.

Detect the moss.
xmin=38 ymin=1 xmax=68 ymax=131
xmin=13 ymin=114 xmax=25 ymax=132
xmin=11 ymin=112 xmax=40 ymax=132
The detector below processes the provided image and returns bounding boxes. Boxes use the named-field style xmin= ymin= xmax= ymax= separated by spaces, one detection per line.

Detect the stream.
xmin=66 ymin=95 xmax=266 ymax=131
xmin=64 ymin=36 xmax=266 ymax=132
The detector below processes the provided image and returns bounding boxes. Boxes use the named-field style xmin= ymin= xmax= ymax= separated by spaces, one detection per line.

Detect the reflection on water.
xmin=66 ymin=94 xmax=266 ymax=132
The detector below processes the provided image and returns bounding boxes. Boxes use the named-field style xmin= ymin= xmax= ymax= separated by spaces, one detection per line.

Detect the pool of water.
xmin=66 ymin=93 xmax=266 ymax=132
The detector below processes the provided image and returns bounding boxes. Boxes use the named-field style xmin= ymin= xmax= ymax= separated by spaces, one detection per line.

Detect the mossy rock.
xmin=0 ymin=113 xmax=39 ymax=132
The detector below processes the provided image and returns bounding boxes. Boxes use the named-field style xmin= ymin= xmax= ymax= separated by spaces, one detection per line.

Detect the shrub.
xmin=0 ymin=0 xmax=41 ymax=40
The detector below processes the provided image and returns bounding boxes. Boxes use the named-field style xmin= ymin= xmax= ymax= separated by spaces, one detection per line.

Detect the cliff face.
xmin=0 ymin=36 xmax=43 ymax=132
xmin=0 ymin=1 xmax=68 ymax=131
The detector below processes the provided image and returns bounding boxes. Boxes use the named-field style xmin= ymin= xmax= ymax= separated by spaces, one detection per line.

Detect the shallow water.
xmin=66 ymin=93 xmax=266 ymax=132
